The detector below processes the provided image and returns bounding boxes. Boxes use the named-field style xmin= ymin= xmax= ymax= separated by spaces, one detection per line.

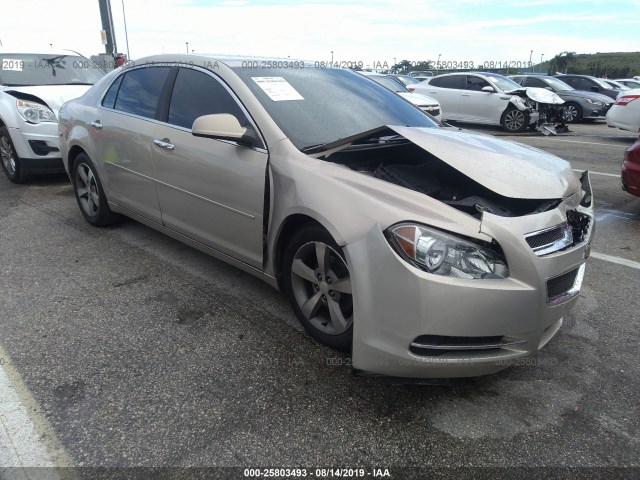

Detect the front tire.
xmin=501 ymin=107 xmax=529 ymax=133
xmin=72 ymin=153 xmax=119 ymax=226
xmin=283 ymin=225 xmax=353 ymax=351
xmin=562 ymin=102 xmax=583 ymax=123
xmin=0 ymin=126 xmax=27 ymax=183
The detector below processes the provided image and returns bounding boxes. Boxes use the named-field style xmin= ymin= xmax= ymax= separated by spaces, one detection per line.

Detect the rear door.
xmin=420 ymin=75 xmax=465 ymax=120
xmin=94 ymin=66 xmax=172 ymax=223
xmin=152 ymin=67 xmax=269 ymax=268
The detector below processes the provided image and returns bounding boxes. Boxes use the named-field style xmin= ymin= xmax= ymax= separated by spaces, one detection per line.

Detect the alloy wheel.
xmin=75 ymin=163 xmax=100 ymax=217
xmin=504 ymin=109 xmax=525 ymax=131
xmin=290 ymin=241 xmax=353 ymax=335
xmin=563 ymin=105 xmax=578 ymax=122
xmin=0 ymin=135 xmax=16 ymax=175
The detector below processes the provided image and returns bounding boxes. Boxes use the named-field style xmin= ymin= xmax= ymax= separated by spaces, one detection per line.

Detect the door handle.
xmin=90 ymin=120 xmax=103 ymax=130
xmin=461 ymin=93 xmax=470 ymax=96
xmin=153 ymin=139 xmax=175 ymax=151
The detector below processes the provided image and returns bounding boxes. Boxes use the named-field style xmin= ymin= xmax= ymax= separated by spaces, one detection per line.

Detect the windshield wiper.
xmin=61 ymin=82 xmax=94 ymax=85
xmin=300 ymin=126 xmax=392 ymax=155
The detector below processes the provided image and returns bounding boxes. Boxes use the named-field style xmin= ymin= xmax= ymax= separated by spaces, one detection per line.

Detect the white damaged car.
xmin=0 ymin=52 xmax=104 ymax=182
xmin=413 ymin=72 xmax=565 ymax=133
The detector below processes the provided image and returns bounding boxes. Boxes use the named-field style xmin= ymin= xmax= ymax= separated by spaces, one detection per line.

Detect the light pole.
xmin=436 ymin=53 xmax=441 ymax=74
xmin=122 ymin=0 xmax=131 ymax=60
xmin=540 ymin=53 xmax=544 ymax=73
xmin=331 ymin=51 xmax=333 ymax=67
xmin=186 ymin=42 xmax=189 ymax=54
xmin=529 ymin=50 xmax=533 ymax=71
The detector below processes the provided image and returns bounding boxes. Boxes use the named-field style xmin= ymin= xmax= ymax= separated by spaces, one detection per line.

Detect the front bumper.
xmin=622 ymin=160 xmax=640 ymax=197
xmin=583 ymin=103 xmax=611 ymax=119
xmin=7 ymin=124 xmax=64 ymax=174
xmin=346 ymin=174 xmax=595 ymax=378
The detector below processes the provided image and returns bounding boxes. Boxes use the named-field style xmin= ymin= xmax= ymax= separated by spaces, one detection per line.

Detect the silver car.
xmin=58 ymin=55 xmax=595 ymax=378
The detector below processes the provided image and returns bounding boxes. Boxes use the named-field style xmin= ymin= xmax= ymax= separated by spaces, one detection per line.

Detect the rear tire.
xmin=72 ymin=152 xmax=119 ymax=226
xmin=0 ymin=126 xmax=27 ymax=183
xmin=283 ymin=225 xmax=353 ymax=352
xmin=501 ymin=107 xmax=529 ymax=133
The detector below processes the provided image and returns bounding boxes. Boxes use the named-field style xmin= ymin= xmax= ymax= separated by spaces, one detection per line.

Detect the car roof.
xmin=137 ymin=53 xmax=311 ymax=68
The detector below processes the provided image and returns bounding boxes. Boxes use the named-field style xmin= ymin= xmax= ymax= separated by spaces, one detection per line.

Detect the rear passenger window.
xmin=430 ymin=75 xmax=465 ymax=89
xmin=168 ymin=68 xmax=247 ymax=130
xmin=114 ymin=67 xmax=171 ymax=119
xmin=102 ymin=75 xmax=123 ymax=109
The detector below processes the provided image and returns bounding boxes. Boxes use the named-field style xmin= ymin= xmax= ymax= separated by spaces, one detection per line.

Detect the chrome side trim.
xmin=410 ymin=338 xmax=527 ymax=351
xmin=547 ymin=263 xmax=585 ymax=306
xmin=105 ymin=161 xmax=255 ymax=219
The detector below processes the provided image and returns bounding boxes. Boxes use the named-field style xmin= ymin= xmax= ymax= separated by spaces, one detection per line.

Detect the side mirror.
xmin=590 ymin=85 xmax=600 ymax=92
xmin=192 ymin=114 xmax=258 ymax=147
xmin=481 ymin=85 xmax=496 ymax=93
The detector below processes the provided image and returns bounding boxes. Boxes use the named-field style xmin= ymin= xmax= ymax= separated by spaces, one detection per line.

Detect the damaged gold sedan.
xmin=58 ymin=55 xmax=595 ymax=379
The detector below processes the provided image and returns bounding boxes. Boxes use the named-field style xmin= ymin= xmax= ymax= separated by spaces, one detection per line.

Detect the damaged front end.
xmin=507 ymin=87 xmax=568 ymax=136
xmin=322 ymin=125 xmax=595 ymax=379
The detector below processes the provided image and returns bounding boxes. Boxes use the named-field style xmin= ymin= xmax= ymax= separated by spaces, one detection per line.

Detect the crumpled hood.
xmin=2 ymin=85 xmax=90 ymax=114
xmin=388 ymin=126 xmax=581 ymax=200
xmin=505 ymin=87 xmax=565 ymax=104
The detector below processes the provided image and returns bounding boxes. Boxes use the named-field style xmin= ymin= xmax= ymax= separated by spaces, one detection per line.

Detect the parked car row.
xmin=510 ymin=75 xmax=613 ymax=123
xmin=412 ymin=71 xmax=567 ymax=133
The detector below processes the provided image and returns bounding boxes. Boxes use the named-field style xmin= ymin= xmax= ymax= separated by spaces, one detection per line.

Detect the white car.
xmin=606 ymin=88 xmax=640 ymax=133
xmin=615 ymin=78 xmax=640 ymax=89
xmin=413 ymin=72 xmax=564 ymax=133
xmin=360 ymin=72 xmax=442 ymax=121
xmin=0 ymin=51 xmax=103 ymax=182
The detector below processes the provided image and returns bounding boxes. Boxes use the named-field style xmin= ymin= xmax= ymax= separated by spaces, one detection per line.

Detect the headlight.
xmin=386 ymin=224 xmax=509 ymax=279
xmin=16 ymin=99 xmax=57 ymax=124
xmin=585 ymin=99 xmax=605 ymax=106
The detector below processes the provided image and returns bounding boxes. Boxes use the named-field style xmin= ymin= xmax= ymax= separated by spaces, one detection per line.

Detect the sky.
xmin=0 ymin=0 xmax=638 ymax=68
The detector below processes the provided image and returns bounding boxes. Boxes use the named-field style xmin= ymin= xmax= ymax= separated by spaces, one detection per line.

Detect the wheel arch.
xmin=67 ymin=145 xmax=88 ymax=179
xmin=273 ymin=214 xmax=336 ymax=290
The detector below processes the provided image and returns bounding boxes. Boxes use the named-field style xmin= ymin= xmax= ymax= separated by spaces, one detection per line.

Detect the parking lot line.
xmin=573 ymin=169 xmax=619 ymax=178
xmin=0 ymin=346 xmax=68 ymax=473
xmin=591 ymin=252 xmax=640 ymax=270
xmin=534 ymin=138 xmax=630 ymax=148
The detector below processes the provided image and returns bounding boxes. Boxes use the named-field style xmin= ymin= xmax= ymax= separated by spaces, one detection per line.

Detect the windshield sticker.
xmin=251 ymin=77 xmax=304 ymax=101
xmin=1 ymin=59 xmax=24 ymax=72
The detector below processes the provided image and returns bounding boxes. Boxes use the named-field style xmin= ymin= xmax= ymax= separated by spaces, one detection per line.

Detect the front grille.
xmin=524 ymin=222 xmax=573 ymax=256
xmin=410 ymin=335 xmax=526 ymax=357
xmin=547 ymin=264 xmax=585 ymax=306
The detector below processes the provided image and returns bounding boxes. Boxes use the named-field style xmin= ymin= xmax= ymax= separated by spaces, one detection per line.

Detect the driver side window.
xmin=168 ymin=68 xmax=249 ymax=131
xmin=465 ymin=76 xmax=490 ymax=91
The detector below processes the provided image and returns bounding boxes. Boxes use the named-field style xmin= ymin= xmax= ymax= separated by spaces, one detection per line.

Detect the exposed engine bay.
xmin=322 ymin=131 xmax=561 ymax=219
xmin=506 ymin=87 xmax=568 ymax=136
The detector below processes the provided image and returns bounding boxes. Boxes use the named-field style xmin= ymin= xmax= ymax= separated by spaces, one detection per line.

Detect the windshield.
xmin=593 ymin=78 xmax=614 ymax=89
xmin=543 ymin=76 xmax=573 ymax=91
xmin=232 ymin=67 xmax=437 ymax=149
xmin=0 ymin=54 xmax=104 ymax=86
xmin=366 ymin=75 xmax=406 ymax=93
xmin=395 ymin=75 xmax=420 ymax=86
xmin=484 ymin=73 xmax=522 ymax=91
